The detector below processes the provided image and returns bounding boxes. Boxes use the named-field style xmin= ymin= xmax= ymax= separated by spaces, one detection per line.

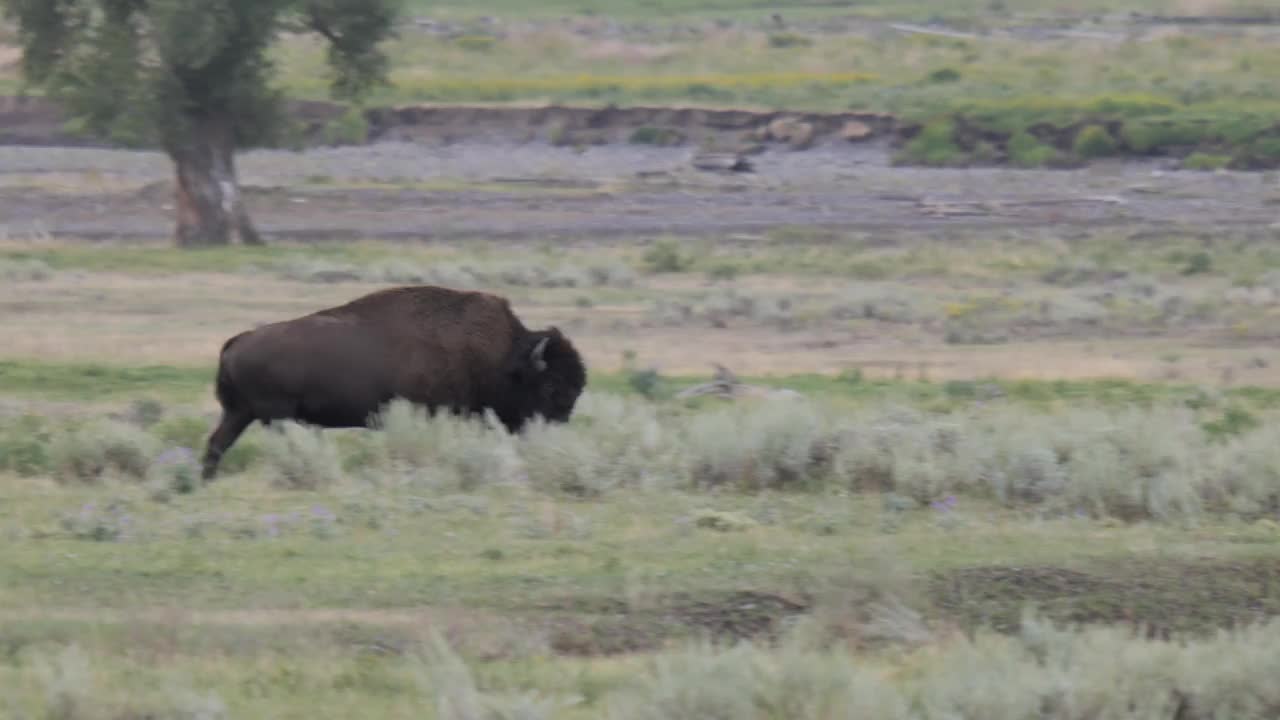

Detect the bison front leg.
xmin=201 ymin=410 xmax=253 ymax=481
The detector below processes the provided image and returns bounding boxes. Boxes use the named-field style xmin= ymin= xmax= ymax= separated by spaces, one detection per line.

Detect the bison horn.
xmin=531 ymin=337 xmax=550 ymax=372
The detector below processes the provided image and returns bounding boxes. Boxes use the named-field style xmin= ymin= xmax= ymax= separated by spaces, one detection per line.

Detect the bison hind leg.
xmin=201 ymin=410 xmax=254 ymax=481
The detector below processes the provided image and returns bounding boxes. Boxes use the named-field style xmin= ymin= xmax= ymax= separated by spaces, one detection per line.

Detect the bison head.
xmin=505 ymin=326 xmax=586 ymax=428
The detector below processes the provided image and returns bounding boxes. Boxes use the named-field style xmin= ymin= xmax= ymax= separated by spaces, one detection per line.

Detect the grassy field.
xmin=4 ymin=0 xmax=1280 ymax=714
xmin=4 ymin=227 xmax=1280 ymax=715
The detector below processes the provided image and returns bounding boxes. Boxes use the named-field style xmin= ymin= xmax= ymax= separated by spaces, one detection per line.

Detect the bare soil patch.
xmin=932 ymin=558 xmax=1280 ymax=637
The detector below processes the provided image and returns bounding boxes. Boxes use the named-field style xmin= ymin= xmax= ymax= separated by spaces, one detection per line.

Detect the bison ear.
xmin=530 ymin=336 xmax=550 ymax=373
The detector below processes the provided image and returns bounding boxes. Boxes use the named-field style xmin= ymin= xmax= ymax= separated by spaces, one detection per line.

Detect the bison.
xmin=200 ymin=285 xmax=587 ymax=480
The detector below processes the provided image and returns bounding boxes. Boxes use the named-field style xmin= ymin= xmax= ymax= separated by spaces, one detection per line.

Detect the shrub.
xmin=599 ymin=615 xmax=1280 ymax=720
xmin=522 ymin=393 xmax=673 ymax=496
xmin=372 ymin=399 xmax=521 ymax=491
xmin=642 ymin=239 xmax=692 ymax=273
xmin=1182 ymin=152 xmax=1230 ymax=170
xmin=0 ymin=258 xmax=53 ymax=282
xmin=322 ymin=106 xmax=369 ymax=146
xmin=925 ymin=67 xmax=961 ymax=84
xmin=50 ymin=420 xmax=161 ymax=483
xmin=1007 ymin=131 xmax=1058 ymax=168
xmin=412 ymin=632 xmax=577 ymax=720
xmin=1181 ymin=251 xmax=1213 ymax=276
xmin=257 ymin=422 xmax=344 ymax=490
xmin=0 ymin=415 xmax=53 ymax=476
xmin=1073 ymin=124 xmax=1120 ymax=158
xmin=684 ymin=396 xmax=835 ymax=491
xmin=1121 ymin=117 xmax=1209 ymax=154
xmin=629 ymin=126 xmax=685 ymax=146
xmin=767 ymin=32 xmax=813 ymax=49
xmin=899 ymin=120 xmax=965 ymax=167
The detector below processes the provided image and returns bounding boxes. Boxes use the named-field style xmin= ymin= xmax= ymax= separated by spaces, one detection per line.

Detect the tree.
xmin=1 ymin=0 xmax=400 ymax=246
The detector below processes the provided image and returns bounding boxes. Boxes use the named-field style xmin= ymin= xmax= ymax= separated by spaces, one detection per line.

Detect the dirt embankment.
xmin=0 ymin=94 xmax=896 ymax=151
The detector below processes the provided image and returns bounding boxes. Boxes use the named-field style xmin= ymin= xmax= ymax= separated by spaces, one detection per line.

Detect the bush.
xmin=0 ymin=415 xmax=53 ymax=477
xmin=373 ymin=399 xmax=522 ymax=491
xmin=599 ymin=612 xmax=1280 ymax=720
xmin=899 ymin=120 xmax=965 ymax=167
xmin=0 ymin=258 xmax=53 ymax=282
xmin=767 ymin=32 xmax=813 ymax=49
xmin=1121 ymin=117 xmax=1209 ymax=154
xmin=1182 ymin=152 xmax=1230 ymax=170
xmin=925 ymin=67 xmax=962 ymax=84
xmin=522 ymin=393 xmax=673 ymax=496
xmin=642 ymin=239 xmax=692 ymax=273
xmin=629 ymin=126 xmax=685 ymax=146
xmin=50 ymin=420 xmax=161 ymax=483
xmin=1007 ymin=131 xmax=1059 ymax=168
xmin=322 ymin=106 xmax=369 ymax=146
xmin=1073 ymin=124 xmax=1120 ymax=158
xmin=258 ymin=422 xmax=344 ymax=490
xmin=685 ymin=396 xmax=835 ymax=491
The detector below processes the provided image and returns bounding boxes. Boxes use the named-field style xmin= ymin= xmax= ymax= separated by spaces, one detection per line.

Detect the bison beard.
xmin=200 ymin=285 xmax=587 ymax=481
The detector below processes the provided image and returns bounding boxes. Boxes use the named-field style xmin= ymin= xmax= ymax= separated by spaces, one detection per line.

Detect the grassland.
xmin=5 ymin=0 xmax=1280 ymax=714
xmin=4 ymin=225 xmax=1280 ymax=715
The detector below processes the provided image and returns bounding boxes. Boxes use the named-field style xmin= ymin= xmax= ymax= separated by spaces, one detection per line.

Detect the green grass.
xmin=0 ymin=241 xmax=402 ymax=275
xmin=1 ymin=474 xmax=1279 ymax=717
xmin=0 ymin=360 xmax=214 ymax=402
xmin=13 ymin=224 xmax=1277 ymax=281
xmin=266 ymin=19 xmax=1280 ymax=116
xmin=10 ymin=357 xmax=1280 ymax=411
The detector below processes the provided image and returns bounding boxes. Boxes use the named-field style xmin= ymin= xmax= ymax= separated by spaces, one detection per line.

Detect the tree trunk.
xmin=169 ymin=116 xmax=262 ymax=247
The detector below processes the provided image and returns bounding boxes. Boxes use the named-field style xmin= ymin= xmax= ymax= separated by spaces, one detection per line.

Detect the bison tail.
xmin=214 ymin=332 xmax=248 ymax=413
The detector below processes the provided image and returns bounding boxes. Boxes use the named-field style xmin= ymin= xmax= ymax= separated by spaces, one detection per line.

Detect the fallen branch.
xmin=887 ymin=23 xmax=980 ymax=39
xmin=675 ymin=364 xmax=800 ymax=401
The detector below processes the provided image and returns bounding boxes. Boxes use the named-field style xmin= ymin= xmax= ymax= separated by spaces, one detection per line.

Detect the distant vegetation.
xmin=6 ymin=2 xmax=1279 ymax=167
xmin=271 ymin=15 xmax=1280 ymax=168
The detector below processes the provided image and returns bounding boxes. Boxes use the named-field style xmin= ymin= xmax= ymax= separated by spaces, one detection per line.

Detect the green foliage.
xmin=1122 ymin=117 xmax=1211 ymax=154
xmin=767 ymin=32 xmax=813 ymax=49
xmin=1181 ymin=251 xmax=1213 ymax=276
xmin=1072 ymin=124 xmax=1119 ymax=158
xmin=628 ymin=126 xmax=685 ymax=146
xmin=0 ymin=415 xmax=52 ymax=477
xmin=1007 ymin=131 xmax=1058 ymax=168
xmin=0 ymin=258 xmax=53 ymax=282
xmin=642 ymin=239 xmax=693 ymax=273
xmin=322 ymin=106 xmax=371 ymax=145
xmin=925 ymin=67 xmax=962 ymax=84
xmin=1182 ymin=152 xmax=1230 ymax=171
xmin=0 ymin=0 xmax=401 ymax=150
xmin=627 ymin=368 xmax=665 ymax=399
xmin=1203 ymin=406 xmax=1260 ymax=440
xmin=899 ymin=120 xmax=965 ymax=166
xmin=49 ymin=420 xmax=160 ymax=483
xmin=258 ymin=422 xmax=345 ymax=490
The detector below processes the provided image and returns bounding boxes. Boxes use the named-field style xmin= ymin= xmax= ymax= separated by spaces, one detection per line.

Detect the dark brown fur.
xmin=201 ymin=285 xmax=587 ymax=480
